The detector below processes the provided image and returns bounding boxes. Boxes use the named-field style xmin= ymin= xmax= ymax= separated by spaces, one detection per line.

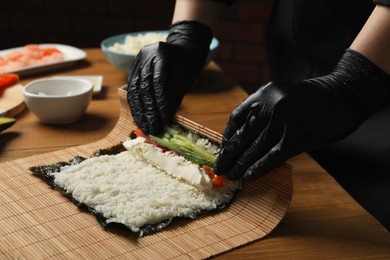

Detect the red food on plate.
xmin=0 ymin=44 xmax=64 ymax=73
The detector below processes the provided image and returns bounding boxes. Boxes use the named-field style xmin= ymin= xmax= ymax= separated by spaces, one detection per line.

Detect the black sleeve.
xmin=373 ymin=0 xmax=390 ymax=5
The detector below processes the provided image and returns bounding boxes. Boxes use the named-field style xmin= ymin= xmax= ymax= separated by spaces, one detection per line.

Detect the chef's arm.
xmin=172 ymin=0 xmax=228 ymax=28
xmin=351 ymin=4 xmax=390 ymax=74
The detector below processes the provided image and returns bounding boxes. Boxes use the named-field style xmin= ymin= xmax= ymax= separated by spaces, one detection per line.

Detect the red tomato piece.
xmin=0 ymin=73 xmax=19 ymax=90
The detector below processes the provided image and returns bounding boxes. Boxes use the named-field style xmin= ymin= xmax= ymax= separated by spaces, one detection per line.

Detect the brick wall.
xmin=0 ymin=0 xmax=273 ymax=94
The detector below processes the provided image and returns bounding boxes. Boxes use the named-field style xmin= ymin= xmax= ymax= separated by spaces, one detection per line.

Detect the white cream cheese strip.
xmin=122 ymin=137 xmax=212 ymax=188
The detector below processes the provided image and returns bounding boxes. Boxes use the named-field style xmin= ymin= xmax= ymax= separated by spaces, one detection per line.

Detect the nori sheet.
xmin=29 ymin=128 xmax=235 ymax=238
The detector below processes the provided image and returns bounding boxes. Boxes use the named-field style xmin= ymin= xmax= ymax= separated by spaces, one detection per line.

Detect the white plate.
xmin=0 ymin=44 xmax=86 ymax=76
xmin=50 ymin=75 xmax=103 ymax=95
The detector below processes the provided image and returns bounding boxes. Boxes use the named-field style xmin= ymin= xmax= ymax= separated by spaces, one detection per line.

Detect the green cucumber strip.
xmin=150 ymin=125 xmax=217 ymax=167
xmin=172 ymin=134 xmax=216 ymax=162
xmin=169 ymin=137 xmax=192 ymax=150
xmin=149 ymin=135 xmax=180 ymax=151
xmin=163 ymin=125 xmax=180 ymax=137
xmin=162 ymin=131 xmax=172 ymax=139
xmin=179 ymin=150 xmax=214 ymax=167
xmin=150 ymin=134 xmax=215 ymax=167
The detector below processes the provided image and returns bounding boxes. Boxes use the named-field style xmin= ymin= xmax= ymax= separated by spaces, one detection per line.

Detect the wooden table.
xmin=1 ymin=49 xmax=390 ymax=258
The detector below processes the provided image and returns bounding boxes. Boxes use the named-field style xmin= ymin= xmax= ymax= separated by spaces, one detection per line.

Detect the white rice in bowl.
xmin=108 ymin=33 xmax=167 ymax=55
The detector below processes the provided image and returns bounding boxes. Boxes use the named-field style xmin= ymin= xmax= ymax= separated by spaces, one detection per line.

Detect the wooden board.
xmin=0 ymin=83 xmax=25 ymax=117
xmin=0 ymin=88 xmax=293 ymax=259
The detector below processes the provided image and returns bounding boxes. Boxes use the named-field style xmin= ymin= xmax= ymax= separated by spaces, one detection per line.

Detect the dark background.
xmin=0 ymin=0 xmax=273 ymax=94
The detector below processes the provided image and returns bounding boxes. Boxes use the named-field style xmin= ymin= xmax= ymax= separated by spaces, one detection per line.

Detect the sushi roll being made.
xmin=30 ymin=124 xmax=240 ymax=237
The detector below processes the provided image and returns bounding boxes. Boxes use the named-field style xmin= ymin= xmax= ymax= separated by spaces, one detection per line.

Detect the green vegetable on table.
xmin=0 ymin=117 xmax=16 ymax=133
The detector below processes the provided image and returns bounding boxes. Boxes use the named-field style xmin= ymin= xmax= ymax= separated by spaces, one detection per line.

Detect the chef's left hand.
xmin=127 ymin=21 xmax=212 ymax=135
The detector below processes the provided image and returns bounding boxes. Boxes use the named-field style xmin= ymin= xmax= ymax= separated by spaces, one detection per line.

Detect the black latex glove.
xmin=127 ymin=21 xmax=213 ymax=135
xmin=214 ymin=49 xmax=390 ymax=181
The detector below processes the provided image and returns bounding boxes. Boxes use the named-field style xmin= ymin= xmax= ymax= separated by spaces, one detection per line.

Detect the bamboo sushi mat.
xmin=0 ymin=88 xmax=293 ymax=259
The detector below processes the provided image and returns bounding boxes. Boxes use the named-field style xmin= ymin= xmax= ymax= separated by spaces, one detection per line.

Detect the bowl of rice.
xmin=101 ymin=30 xmax=219 ymax=73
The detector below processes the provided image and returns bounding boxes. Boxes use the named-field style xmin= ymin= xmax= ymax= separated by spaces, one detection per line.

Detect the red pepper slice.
xmin=134 ymin=127 xmax=147 ymax=139
xmin=202 ymin=165 xmax=225 ymax=186
xmin=0 ymin=74 xmax=19 ymax=90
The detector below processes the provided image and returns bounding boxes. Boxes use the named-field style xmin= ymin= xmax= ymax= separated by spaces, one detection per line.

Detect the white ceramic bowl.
xmin=23 ymin=78 xmax=93 ymax=124
xmin=101 ymin=30 xmax=219 ymax=73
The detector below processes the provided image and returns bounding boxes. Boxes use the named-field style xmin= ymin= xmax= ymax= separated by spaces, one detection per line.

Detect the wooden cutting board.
xmin=0 ymin=83 xmax=25 ymax=117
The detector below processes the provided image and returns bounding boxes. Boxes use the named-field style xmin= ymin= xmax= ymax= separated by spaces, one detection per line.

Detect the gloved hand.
xmin=127 ymin=21 xmax=213 ymax=135
xmin=214 ymin=49 xmax=390 ymax=181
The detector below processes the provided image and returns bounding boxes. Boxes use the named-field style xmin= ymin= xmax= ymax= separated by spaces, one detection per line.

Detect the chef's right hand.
xmin=127 ymin=21 xmax=213 ymax=135
xmin=214 ymin=49 xmax=390 ymax=181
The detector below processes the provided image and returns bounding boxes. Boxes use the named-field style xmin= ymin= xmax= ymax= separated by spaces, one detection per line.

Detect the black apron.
xmin=266 ymin=0 xmax=374 ymax=80
xmin=265 ymin=0 xmax=390 ymax=230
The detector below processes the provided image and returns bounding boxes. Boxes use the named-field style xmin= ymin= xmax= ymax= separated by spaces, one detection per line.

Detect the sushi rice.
xmin=41 ymin=137 xmax=239 ymax=236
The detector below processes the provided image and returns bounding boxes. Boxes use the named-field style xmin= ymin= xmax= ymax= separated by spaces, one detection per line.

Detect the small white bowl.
xmin=23 ymin=78 xmax=93 ymax=124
